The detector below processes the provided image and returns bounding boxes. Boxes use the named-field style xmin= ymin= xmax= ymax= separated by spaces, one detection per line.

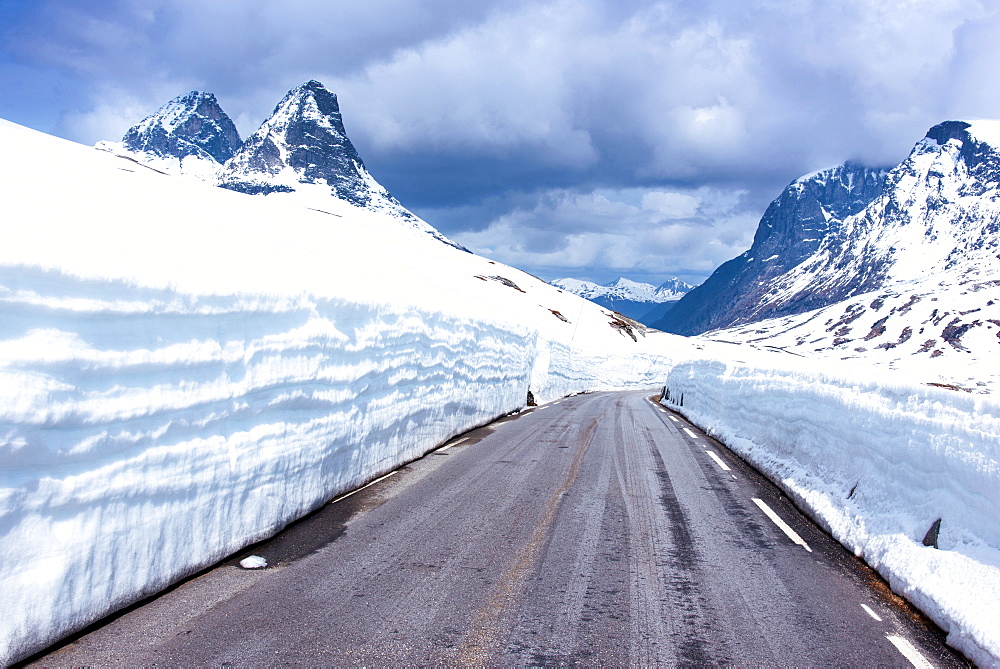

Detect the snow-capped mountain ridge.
xmin=767 ymin=120 xmax=1000 ymax=297
xmin=552 ymin=276 xmax=691 ymax=303
xmin=98 ymin=81 xmax=463 ymax=249
xmin=656 ymin=118 xmax=1000 ymax=336
xmin=552 ymin=276 xmax=692 ymax=325
xmin=665 ymin=118 xmax=1000 ymax=389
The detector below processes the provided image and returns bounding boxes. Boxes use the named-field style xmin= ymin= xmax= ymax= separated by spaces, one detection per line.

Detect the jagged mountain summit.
xmin=552 ymin=276 xmax=692 ymax=324
xmin=216 ymin=80 xmax=463 ymax=249
xmin=216 ymin=80 xmax=362 ymax=198
xmin=96 ymin=91 xmax=241 ymax=179
xmin=655 ymin=161 xmax=891 ymax=335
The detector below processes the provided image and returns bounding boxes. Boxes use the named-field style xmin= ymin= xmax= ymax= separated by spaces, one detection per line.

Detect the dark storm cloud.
xmin=2 ymin=0 xmax=998 ymax=284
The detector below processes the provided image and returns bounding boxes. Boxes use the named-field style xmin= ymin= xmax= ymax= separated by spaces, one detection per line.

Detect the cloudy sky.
xmin=2 ymin=0 xmax=999 ymax=286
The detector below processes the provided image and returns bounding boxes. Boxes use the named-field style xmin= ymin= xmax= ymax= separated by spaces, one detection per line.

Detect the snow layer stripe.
xmin=0 ymin=293 xmax=535 ymax=662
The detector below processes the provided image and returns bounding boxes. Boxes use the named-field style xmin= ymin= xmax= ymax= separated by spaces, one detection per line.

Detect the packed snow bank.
xmin=0 ymin=118 xmax=683 ymax=664
xmin=664 ymin=357 xmax=1000 ymax=666
xmin=0 ymin=281 xmax=534 ymax=660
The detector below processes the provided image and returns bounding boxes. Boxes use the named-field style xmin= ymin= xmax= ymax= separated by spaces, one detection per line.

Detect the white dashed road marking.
xmin=751 ymin=498 xmax=812 ymax=552
xmin=682 ymin=427 xmax=699 ymax=439
xmin=861 ymin=604 xmax=882 ymax=621
xmin=705 ymin=450 xmax=732 ymax=472
xmin=886 ymin=634 xmax=934 ymax=668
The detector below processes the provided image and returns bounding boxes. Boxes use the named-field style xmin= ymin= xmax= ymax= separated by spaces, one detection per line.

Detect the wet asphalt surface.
xmin=27 ymin=391 xmax=967 ymax=666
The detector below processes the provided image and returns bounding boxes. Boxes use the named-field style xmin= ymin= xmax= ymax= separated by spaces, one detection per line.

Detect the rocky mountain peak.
xmin=95 ymin=81 xmax=463 ymax=249
xmin=215 ymin=80 xmax=465 ymax=250
xmin=216 ymin=79 xmax=368 ymax=201
xmin=122 ymin=91 xmax=242 ymax=165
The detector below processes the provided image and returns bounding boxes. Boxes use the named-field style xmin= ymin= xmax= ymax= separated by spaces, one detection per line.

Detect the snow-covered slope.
xmin=216 ymin=80 xmax=461 ymax=249
xmin=552 ymin=277 xmax=692 ymax=324
xmin=0 ymin=117 xmax=685 ymax=665
xmin=705 ymin=281 xmax=1000 ymax=393
xmin=95 ymin=91 xmax=241 ymax=180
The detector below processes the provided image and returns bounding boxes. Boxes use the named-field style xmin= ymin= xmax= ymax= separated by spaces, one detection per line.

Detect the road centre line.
xmin=682 ymin=427 xmax=699 ymax=439
xmin=861 ymin=604 xmax=882 ymax=621
xmin=705 ymin=450 xmax=732 ymax=472
xmin=669 ymin=415 xmax=679 ymax=423
xmin=886 ymin=634 xmax=934 ymax=668
xmin=751 ymin=498 xmax=812 ymax=552
xmin=330 ymin=470 xmax=398 ymax=504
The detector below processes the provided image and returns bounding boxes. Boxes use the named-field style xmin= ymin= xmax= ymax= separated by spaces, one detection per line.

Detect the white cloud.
xmin=641 ymin=191 xmax=700 ymax=220
xmin=14 ymin=0 xmax=1000 ymax=168
xmin=453 ymin=185 xmax=758 ymax=283
xmin=326 ymin=0 xmax=602 ymax=167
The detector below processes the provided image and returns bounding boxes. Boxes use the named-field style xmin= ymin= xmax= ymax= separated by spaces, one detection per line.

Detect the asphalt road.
xmin=28 ymin=391 xmax=966 ymax=666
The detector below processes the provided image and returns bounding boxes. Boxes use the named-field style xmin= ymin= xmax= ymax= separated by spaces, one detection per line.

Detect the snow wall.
xmin=0 ymin=270 xmax=670 ymax=665
xmin=664 ymin=358 xmax=1000 ymax=667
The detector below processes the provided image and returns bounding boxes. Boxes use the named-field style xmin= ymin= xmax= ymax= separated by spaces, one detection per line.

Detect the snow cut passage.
xmin=0 ymin=118 xmax=681 ymax=665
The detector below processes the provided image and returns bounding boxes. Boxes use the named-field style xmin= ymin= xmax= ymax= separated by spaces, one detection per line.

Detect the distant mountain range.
xmin=96 ymin=81 xmax=462 ymax=249
xmin=551 ymin=277 xmax=693 ymax=324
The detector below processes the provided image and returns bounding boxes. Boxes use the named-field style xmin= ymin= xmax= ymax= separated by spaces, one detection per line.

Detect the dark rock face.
xmin=217 ymin=80 xmax=373 ymax=206
xmin=925 ymin=120 xmax=972 ymax=146
xmin=654 ymin=161 xmax=891 ymax=335
xmin=122 ymin=91 xmax=242 ymax=164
